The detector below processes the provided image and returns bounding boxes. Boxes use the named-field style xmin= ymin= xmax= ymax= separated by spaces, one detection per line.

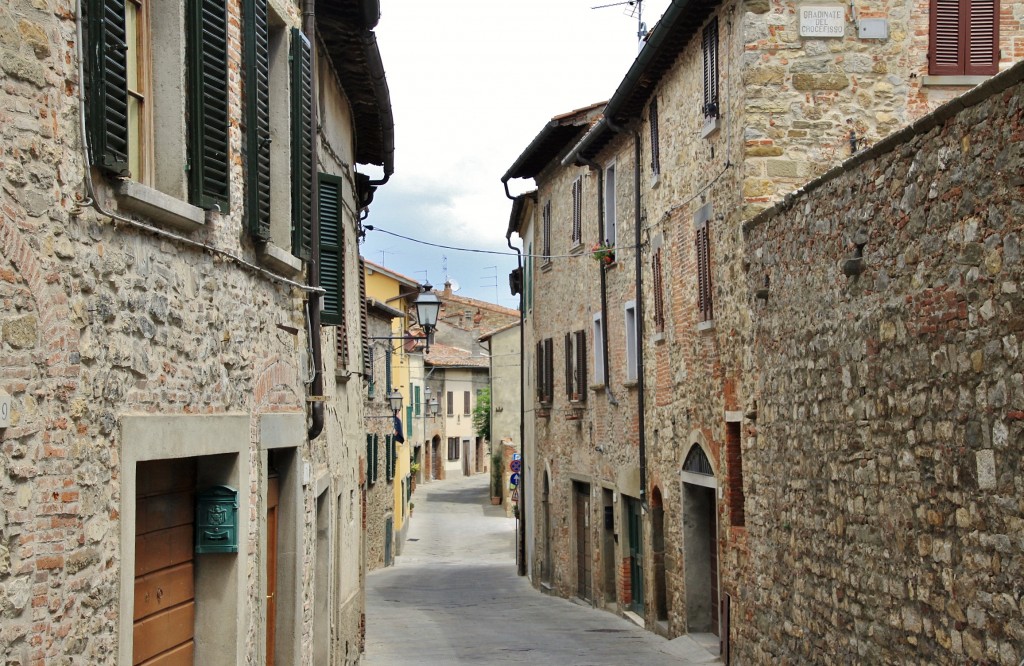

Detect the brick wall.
xmin=741 ymin=62 xmax=1024 ymax=664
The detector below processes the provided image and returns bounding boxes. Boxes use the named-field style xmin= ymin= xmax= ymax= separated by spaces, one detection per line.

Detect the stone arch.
xmin=252 ymin=358 xmax=302 ymax=411
xmin=680 ymin=440 xmax=720 ymax=637
xmin=650 ymin=485 xmax=669 ymax=623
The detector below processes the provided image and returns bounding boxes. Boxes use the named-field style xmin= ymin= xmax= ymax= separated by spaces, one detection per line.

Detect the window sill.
xmin=652 ymin=331 xmax=665 ymax=344
xmin=570 ymin=243 xmax=585 ymax=255
xmin=589 ymin=382 xmax=606 ymax=392
xmin=623 ymin=379 xmax=638 ymax=388
xmin=116 ymin=180 xmax=206 ymax=231
xmin=697 ymin=319 xmax=716 ymax=332
xmin=540 ymin=261 xmax=553 ymax=273
xmin=259 ymin=243 xmax=304 ymax=277
xmin=651 ymin=172 xmax=661 ymax=189
xmin=920 ymin=75 xmax=989 ymax=87
xmin=701 ymin=116 xmax=721 ymax=139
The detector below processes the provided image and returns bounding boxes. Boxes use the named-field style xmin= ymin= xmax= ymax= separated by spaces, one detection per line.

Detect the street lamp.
xmin=388 ymin=389 xmax=403 ymax=415
xmin=414 ymin=283 xmax=441 ymax=353
xmin=428 ymin=397 xmax=439 ymax=418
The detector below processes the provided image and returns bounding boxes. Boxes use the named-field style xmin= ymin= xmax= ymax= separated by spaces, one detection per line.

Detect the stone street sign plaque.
xmin=799 ymin=5 xmax=845 ymax=38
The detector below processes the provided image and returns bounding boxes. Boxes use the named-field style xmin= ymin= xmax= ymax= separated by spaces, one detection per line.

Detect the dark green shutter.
xmin=319 ymin=174 xmax=344 ymax=324
xmin=406 ymin=406 xmax=412 ymax=437
xmin=244 ymin=0 xmax=271 ymax=239
xmin=414 ymin=386 xmax=421 ymax=416
xmin=373 ymin=434 xmax=380 ymax=484
xmin=290 ymin=29 xmax=313 ymax=261
xmin=85 ymin=0 xmax=130 ymax=177
xmin=188 ymin=0 xmax=231 ymax=212
xmin=366 ymin=433 xmax=374 ymax=485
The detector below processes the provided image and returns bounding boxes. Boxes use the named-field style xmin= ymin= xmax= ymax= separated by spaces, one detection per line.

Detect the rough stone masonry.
xmin=742 ymin=61 xmax=1024 ymax=664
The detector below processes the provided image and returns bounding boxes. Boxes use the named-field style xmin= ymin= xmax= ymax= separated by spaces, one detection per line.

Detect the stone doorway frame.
xmin=680 ymin=437 xmax=721 ymax=638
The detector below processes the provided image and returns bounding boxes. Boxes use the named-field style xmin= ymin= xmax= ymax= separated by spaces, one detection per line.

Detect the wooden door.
xmin=709 ymin=495 xmax=719 ymax=635
xmin=133 ymin=458 xmax=196 ymax=666
xmin=266 ymin=474 xmax=279 ymax=666
xmin=573 ymin=483 xmax=591 ymax=601
xmin=627 ymin=497 xmax=644 ymax=613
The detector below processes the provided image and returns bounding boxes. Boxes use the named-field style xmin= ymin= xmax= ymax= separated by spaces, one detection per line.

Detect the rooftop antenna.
xmin=481 ymin=266 xmax=498 ymax=304
xmin=592 ymin=0 xmax=648 ymax=44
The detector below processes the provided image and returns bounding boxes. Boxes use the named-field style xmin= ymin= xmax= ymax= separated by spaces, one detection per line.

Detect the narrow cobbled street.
xmin=363 ymin=475 xmax=720 ymax=665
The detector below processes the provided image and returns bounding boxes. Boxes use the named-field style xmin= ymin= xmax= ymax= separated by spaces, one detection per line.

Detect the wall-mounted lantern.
xmin=195 ymin=485 xmax=239 ymax=554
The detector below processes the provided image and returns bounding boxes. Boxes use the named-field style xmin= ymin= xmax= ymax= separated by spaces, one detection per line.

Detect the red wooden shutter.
xmin=565 ymin=332 xmax=573 ymax=400
xmin=966 ymin=0 xmax=998 ymax=75
xmin=696 ymin=223 xmax=714 ymax=322
xmin=930 ymin=0 xmax=964 ymax=74
xmin=536 ymin=341 xmax=544 ymax=402
xmin=575 ymin=330 xmax=587 ymax=402
xmin=652 ymin=248 xmax=665 ymax=333
xmin=544 ymin=337 xmax=554 ymax=404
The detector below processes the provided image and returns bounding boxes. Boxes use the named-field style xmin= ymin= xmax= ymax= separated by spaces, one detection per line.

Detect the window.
xmin=414 ymin=385 xmax=421 ymax=416
xmin=652 ymin=248 xmax=665 ymax=333
xmin=928 ymin=0 xmax=999 ymax=75
xmin=649 ymin=99 xmax=660 ymax=177
xmin=695 ymin=204 xmax=714 ymax=323
xmin=603 ymin=163 xmax=616 ymax=247
xmin=542 ymin=201 xmax=552 ymax=264
xmin=359 ymin=257 xmax=370 ymax=377
xmin=592 ymin=313 xmax=605 ymax=384
xmin=365 ymin=344 xmax=375 ymax=398
xmin=625 ymin=301 xmax=638 ymax=381
xmin=446 ymin=391 xmax=454 ymax=416
xmin=571 ymin=177 xmax=583 ymax=245
xmin=447 ymin=437 xmax=460 ymax=461
xmin=385 ymin=435 xmax=395 ymax=482
xmin=536 ymin=338 xmax=554 ymax=404
xmin=463 ymin=391 xmax=471 ymax=416
xmin=702 ymin=18 xmax=719 ymax=119
xmin=565 ymin=330 xmax=588 ymax=402
xmin=384 ymin=345 xmax=392 ymax=393
xmin=366 ymin=433 xmax=379 ymax=485
xmin=86 ymin=0 xmax=229 ymax=210
xmin=526 ymin=242 xmax=534 ymax=312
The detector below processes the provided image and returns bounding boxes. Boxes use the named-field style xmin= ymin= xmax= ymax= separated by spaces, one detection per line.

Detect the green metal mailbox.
xmin=195 ymin=485 xmax=239 ymax=554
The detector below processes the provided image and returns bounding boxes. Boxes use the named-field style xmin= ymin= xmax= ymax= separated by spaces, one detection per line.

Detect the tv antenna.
xmin=592 ymin=0 xmax=648 ymax=44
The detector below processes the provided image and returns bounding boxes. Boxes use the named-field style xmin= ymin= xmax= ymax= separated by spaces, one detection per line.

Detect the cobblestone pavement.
xmin=363 ymin=474 xmax=720 ymax=665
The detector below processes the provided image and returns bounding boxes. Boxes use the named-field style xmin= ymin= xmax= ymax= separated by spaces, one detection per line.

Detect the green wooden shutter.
xmin=373 ymin=433 xmax=380 ymax=484
xmin=85 ymin=0 xmax=130 ymax=177
xmin=366 ymin=433 xmax=374 ymax=485
xmin=385 ymin=435 xmax=393 ymax=481
xmin=406 ymin=406 xmax=412 ymax=438
xmin=243 ymin=0 xmax=271 ymax=239
xmin=319 ymin=174 xmax=345 ymax=325
xmin=414 ymin=386 xmax=421 ymax=416
xmin=290 ymin=28 xmax=313 ymax=261
xmin=188 ymin=0 xmax=231 ymax=212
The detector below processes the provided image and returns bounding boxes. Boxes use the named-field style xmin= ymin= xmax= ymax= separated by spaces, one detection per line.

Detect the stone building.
xmin=502 ymin=0 xmax=1023 ymax=656
xmin=741 ymin=61 xmax=1024 ymax=665
xmin=423 ymin=343 xmax=491 ymax=479
xmin=0 ymin=0 xmax=393 ymax=663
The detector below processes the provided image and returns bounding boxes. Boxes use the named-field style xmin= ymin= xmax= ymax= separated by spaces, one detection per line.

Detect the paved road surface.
xmin=363 ymin=474 xmax=720 ymax=665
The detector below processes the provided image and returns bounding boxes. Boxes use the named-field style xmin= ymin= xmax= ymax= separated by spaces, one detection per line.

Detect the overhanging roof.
xmin=316 ymin=2 xmax=394 ymax=176
xmin=501 ymin=102 xmax=605 ymax=182
xmin=572 ymin=0 xmax=720 ymax=162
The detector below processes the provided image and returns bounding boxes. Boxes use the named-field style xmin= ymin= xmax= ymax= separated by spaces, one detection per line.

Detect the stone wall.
xmin=741 ymin=62 xmax=1024 ymax=665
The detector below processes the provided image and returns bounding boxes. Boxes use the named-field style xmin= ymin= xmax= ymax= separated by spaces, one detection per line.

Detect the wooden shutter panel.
xmin=373 ymin=434 xmax=380 ymax=484
xmin=536 ymin=341 xmax=544 ymax=402
xmin=653 ymin=248 xmax=665 ymax=332
xmin=649 ymin=99 xmax=660 ymax=175
xmin=188 ymin=0 xmax=231 ymax=212
xmin=542 ymin=202 xmax=551 ymax=260
xmin=544 ymin=337 xmax=554 ymax=404
xmin=565 ymin=333 xmax=573 ymax=400
xmin=359 ymin=258 xmax=370 ymax=378
xmin=244 ymin=0 xmax=271 ymax=240
xmin=366 ymin=433 xmax=374 ymax=485
xmin=318 ymin=174 xmax=345 ymax=325
xmin=966 ymin=0 xmax=998 ymax=75
xmin=702 ymin=18 xmax=719 ymax=116
xmin=85 ymin=0 xmax=131 ymax=177
xmin=575 ymin=330 xmax=587 ymax=402
xmin=930 ymin=0 xmax=964 ymax=74
xmin=385 ymin=435 xmax=393 ymax=481
xmin=696 ymin=223 xmax=714 ymax=322
xmin=290 ymin=28 xmax=314 ymax=261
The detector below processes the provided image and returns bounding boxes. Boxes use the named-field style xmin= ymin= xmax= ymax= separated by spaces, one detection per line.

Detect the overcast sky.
xmin=359 ymin=0 xmax=671 ymax=308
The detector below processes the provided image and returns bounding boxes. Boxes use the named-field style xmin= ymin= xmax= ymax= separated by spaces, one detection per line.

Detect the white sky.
xmin=359 ymin=0 xmax=671 ymax=308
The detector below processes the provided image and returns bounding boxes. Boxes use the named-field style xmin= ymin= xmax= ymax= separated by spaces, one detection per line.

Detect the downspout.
xmin=304 ymin=0 xmax=325 ymax=440
xmin=633 ymin=133 xmax=647 ymax=507
xmin=507 ymin=232 xmax=527 ymax=577
xmin=365 ymin=33 xmax=394 ymax=187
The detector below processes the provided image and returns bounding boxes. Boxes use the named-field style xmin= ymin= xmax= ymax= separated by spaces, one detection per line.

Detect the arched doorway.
xmin=651 ymin=486 xmax=668 ymax=623
xmin=681 ymin=444 xmax=719 ymax=636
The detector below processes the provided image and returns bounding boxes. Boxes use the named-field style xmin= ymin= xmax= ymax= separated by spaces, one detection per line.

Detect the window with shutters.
xmin=695 ymin=204 xmax=714 ymax=324
xmin=366 ymin=433 xmax=379 ymax=485
xmin=565 ymin=330 xmax=588 ymax=402
xmin=535 ymin=337 xmax=554 ymax=405
xmin=571 ymin=177 xmax=583 ymax=246
xmin=359 ymin=257 xmax=370 ymax=379
xmin=702 ymin=18 xmax=719 ymax=119
xmin=463 ymin=391 xmax=471 ymax=416
xmin=649 ymin=99 xmax=660 ymax=178
xmin=447 ymin=437 xmax=460 ymax=461
xmin=928 ymin=0 xmax=999 ymax=76
xmin=365 ymin=344 xmax=375 ymax=398
xmin=446 ymin=391 xmax=454 ymax=416
xmin=86 ymin=0 xmax=229 ymax=215
xmin=604 ymin=162 xmax=617 ymax=247
xmin=542 ymin=201 xmax=552 ymax=266
xmin=592 ymin=313 xmax=605 ymax=385
xmin=625 ymin=301 xmax=638 ymax=382
xmin=319 ymin=174 xmax=345 ymax=326
xmin=652 ymin=248 xmax=665 ymax=333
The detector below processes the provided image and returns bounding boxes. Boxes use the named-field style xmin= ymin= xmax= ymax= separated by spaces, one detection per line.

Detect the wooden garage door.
xmin=134 ymin=458 xmax=197 ymax=665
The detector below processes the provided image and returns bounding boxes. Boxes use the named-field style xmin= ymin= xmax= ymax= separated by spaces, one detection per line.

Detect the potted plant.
xmin=591 ymin=242 xmax=615 ymax=265
xmin=490 ymin=450 xmax=503 ymax=504
xmin=410 ymin=461 xmax=420 ymax=491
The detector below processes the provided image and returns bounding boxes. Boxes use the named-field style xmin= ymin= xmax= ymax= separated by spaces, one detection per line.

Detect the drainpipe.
xmin=507 ymin=232 xmax=527 ymax=577
xmin=303 ymin=0 xmax=324 ymax=440
xmin=633 ymin=133 xmax=647 ymax=507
